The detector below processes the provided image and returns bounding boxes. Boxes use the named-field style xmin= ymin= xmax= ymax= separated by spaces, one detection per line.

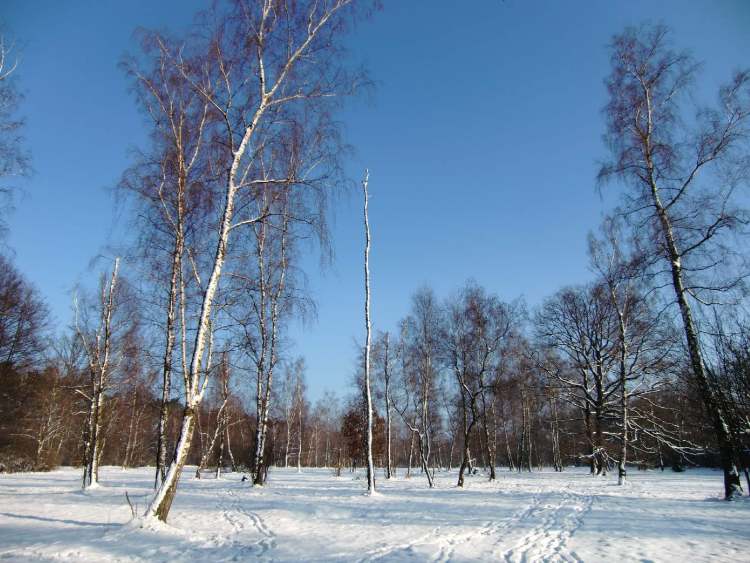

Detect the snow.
xmin=0 ymin=466 xmax=748 ymax=562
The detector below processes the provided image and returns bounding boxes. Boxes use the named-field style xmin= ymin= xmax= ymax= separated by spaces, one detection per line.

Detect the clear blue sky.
xmin=4 ymin=1 xmax=749 ymax=401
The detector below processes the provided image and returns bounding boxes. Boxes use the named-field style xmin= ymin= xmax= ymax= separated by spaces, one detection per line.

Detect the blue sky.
xmin=3 ymin=1 xmax=749 ymax=401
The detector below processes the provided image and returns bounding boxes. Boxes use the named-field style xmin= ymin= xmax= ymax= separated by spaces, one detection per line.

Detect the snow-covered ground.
xmin=0 ymin=466 xmax=748 ymax=562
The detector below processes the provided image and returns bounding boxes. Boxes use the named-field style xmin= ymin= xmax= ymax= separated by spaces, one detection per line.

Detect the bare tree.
xmin=76 ymin=258 xmax=120 ymax=489
xmin=195 ymin=352 xmax=233 ymax=478
xmin=599 ymin=23 xmax=750 ymax=498
xmin=589 ymin=218 xmax=679 ymax=484
xmin=709 ymin=313 xmax=750 ymax=490
xmin=0 ymin=255 xmax=49 ymax=371
xmin=122 ymin=31 xmax=212 ymax=489
xmin=293 ymin=361 xmax=306 ymax=473
xmin=142 ymin=0 xmax=371 ymax=521
xmin=442 ymin=282 xmax=518 ymax=486
xmin=361 ymin=169 xmax=375 ymax=494
xmin=119 ymin=318 xmax=152 ymax=470
xmin=234 ymin=189 xmax=300 ymax=486
xmin=373 ymin=330 xmax=394 ymax=479
xmin=0 ymin=32 xmax=30 ymax=237
xmin=394 ymin=289 xmax=442 ymax=488
xmin=275 ymin=357 xmax=306 ymax=471
xmin=536 ymin=284 xmax=620 ymax=475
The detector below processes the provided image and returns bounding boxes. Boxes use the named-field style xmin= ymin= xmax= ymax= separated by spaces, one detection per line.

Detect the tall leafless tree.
xmin=141 ymin=0 xmax=372 ymax=521
xmin=0 ymin=255 xmax=49 ymax=371
xmin=373 ymin=330 xmax=394 ymax=479
xmin=442 ymin=282 xmax=518 ymax=486
xmin=599 ymin=24 xmax=750 ymax=498
xmin=589 ymin=218 xmax=679 ymax=484
xmin=394 ymin=288 xmax=442 ymax=488
xmin=123 ymin=30 xmax=213 ymax=488
xmin=76 ymin=258 xmax=120 ymax=489
xmin=536 ymin=284 xmax=620 ymax=475
xmin=0 ymin=32 xmax=30 ymax=238
xmin=361 ymin=169 xmax=375 ymax=494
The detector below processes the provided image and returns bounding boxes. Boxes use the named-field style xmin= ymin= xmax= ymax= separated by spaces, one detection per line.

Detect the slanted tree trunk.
xmin=457 ymin=388 xmax=478 ymax=487
xmin=599 ymin=25 xmax=749 ymax=499
xmin=415 ymin=429 xmax=434 ymax=488
xmin=152 ymin=406 xmax=196 ymax=521
xmin=651 ymin=183 xmax=741 ymax=496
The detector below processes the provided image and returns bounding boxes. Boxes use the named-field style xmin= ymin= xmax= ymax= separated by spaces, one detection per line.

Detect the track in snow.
xmin=501 ymin=485 xmax=593 ymax=563
xmin=356 ymin=488 xmax=550 ymax=563
xmin=431 ymin=489 xmax=545 ymax=563
xmin=213 ymin=485 xmax=277 ymax=561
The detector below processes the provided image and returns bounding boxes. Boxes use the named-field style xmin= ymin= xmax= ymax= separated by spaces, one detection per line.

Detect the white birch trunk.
xmin=362 ymin=170 xmax=375 ymax=494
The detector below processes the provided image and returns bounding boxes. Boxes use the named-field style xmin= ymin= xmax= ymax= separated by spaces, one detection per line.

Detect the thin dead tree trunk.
xmin=362 ymin=169 xmax=376 ymax=494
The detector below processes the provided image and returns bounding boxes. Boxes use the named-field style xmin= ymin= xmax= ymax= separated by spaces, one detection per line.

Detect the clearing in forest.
xmin=0 ymin=466 xmax=748 ymax=562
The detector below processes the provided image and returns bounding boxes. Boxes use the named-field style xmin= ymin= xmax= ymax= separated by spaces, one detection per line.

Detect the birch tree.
xmin=394 ymin=289 xmax=442 ymax=488
xmin=195 ymin=352 xmax=233 ymax=477
xmin=535 ymin=285 xmax=620 ymax=475
xmin=361 ymin=169 xmax=375 ymax=493
xmin=76 ymin=258 xmax=120 ymax=489
xmin=599 ymin=23 xmax=750 ymax=498
xmin=373 ymin=331 xmax=394 ymax=479
xmin=293 ymin=360 xmax=307 ymax=472
xmin=141 ymin=0 xmax=372 ymax=521
xmin=709 ymin=315 xmax=750 ymax=489
xmin=122 ymin=31 xmax=213 ymax=488
xmin=589 ymin=219 xmax=679 ymax=484
xmin=442 ymin=282 xmax=518 ymax=486
xmin=248 ymin=206 xmax=288 ymax=483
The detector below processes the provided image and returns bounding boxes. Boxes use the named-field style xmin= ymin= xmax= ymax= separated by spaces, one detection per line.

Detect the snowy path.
xmin=500 ymin=485 xmax=592 ymax=563
xmin=211 ymin=485 xmax=276 ymax=560
xmin=0 ymin=467 xmax=748 ymax=562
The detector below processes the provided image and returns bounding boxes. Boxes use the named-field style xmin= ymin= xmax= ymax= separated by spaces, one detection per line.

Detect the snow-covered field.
xmin=0 ymin=466 xmax=748 ymax=562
